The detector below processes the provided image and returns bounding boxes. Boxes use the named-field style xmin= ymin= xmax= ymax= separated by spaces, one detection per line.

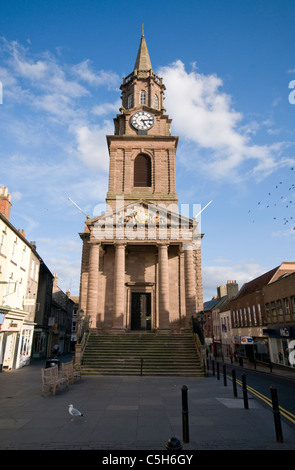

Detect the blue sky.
xmin=0 ymin=0 xmax=294 ymax=301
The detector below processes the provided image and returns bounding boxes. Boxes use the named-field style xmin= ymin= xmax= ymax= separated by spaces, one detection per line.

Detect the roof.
xmin=203 ymin=298 xmax=219 ymax=312
xmin=134 ymin=32 xmax=152 ymax=71
xmin=235 ymin=266 xmax=279 ymax=298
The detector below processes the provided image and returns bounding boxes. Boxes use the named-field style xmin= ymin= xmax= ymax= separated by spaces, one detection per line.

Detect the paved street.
xmin=1 ymin=355 xmax=295 ymax=451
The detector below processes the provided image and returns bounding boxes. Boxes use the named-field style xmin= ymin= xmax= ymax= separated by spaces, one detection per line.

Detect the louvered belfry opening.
xmin=134 ymin=154 xmax=151 ymax=187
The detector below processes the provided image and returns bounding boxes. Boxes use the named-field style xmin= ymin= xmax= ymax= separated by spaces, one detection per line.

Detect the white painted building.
xmin=0 ymin=187 xmax=40 ymax=370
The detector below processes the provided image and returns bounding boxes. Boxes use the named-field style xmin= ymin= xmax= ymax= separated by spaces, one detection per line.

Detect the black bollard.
xmin=181 ymin=385 xmax=189 ymax=443
xmin=241 ymin=374 xmax=248 ymax=409
xmin=217 ymin=361 xmax=220 ymax=380
xmin=270 ymin=386 xmax=283 ymax=443
xmin=223 ymin=364 xmax=227 ymax=386
xmin=166 ymin=437 xmax=182 ymax=451
xmin=232 ymin=369 xmax=238 ymax=397
xmin=212 ymin=360 xmax=215 ymax=376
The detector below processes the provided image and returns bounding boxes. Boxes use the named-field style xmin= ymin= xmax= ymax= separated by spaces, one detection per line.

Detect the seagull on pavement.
xmin=69 ymin=404 xmax=83 ymax=420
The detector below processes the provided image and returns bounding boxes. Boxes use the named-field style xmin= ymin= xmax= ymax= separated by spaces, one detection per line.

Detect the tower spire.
xmin=134 ymin=27 xmax=152 ymax=72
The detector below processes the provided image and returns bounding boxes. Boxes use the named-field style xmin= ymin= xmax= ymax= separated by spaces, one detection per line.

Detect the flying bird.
xmin=68 ymin=404 xmax=83 ymax=420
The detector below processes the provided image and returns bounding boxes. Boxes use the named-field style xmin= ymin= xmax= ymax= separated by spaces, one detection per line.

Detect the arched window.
xmin=140 ymin=90 xmax=146 ymax=105
xmin=134 ymin=154 xmax=151 ymax=187
xmin=154 ymin=94 xmax=159 ymax=109
xmin=127 ymin=94 xmax=133 ymax=109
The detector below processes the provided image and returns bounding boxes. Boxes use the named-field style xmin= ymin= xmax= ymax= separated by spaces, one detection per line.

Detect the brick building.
xmin=78 ymin=32 xmax=203 ymax=333
xmin=263 ymin=266 xmax=295 ymax=365
xmin=230 ymin=262 xmax=295 ymax=361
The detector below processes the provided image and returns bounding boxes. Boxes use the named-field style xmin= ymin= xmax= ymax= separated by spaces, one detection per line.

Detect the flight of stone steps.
xmin=80 ymin=332 xmax=205 ymax=377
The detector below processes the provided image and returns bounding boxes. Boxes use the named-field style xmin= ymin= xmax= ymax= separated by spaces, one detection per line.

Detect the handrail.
xmin=74 ymin=331 xmax=89 ymax=365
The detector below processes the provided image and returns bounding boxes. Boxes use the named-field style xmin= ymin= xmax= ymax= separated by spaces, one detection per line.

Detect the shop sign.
xmin=265 ymin=326 xmax=295 ymax=338
xmin=241 ymin=336 xmax=253 ymax=344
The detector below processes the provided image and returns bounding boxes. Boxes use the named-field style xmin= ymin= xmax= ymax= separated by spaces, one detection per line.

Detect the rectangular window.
xmin=248 ymin=306 xmax=252 ymax=326
xmin=257 ymin=303 xmax=262 ymax=325
xmin=271 ymin=301 xmax=277 ymax=317
xmin=252 ymin=305 xmax=257 ymax=326
xmin=276 ymin=299 xmax=283 ymax=316
xmin=284 ymin=298 xmax=290 ymax=315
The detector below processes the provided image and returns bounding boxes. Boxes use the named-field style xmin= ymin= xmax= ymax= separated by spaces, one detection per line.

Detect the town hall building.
xmin=78 ymin=31 xmax=204 ymax=333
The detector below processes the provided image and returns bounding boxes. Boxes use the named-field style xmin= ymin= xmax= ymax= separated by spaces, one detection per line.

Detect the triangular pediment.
xmin=87 ymin=199 xmax=201 ymax=245
xmin=87 ymin=199 xmax=194 ymax=227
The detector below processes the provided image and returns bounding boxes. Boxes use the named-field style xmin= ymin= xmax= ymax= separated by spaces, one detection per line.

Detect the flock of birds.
xmin=247 ymin=167 xmax=295 ymax=230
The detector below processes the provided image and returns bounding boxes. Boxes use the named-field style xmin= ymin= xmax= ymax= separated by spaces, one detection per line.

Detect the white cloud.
xmin=92 ymin=99 xmax=121 ymax=116
xmin=202 ymin=262 xmax=265 ymax=300
xmin=158 ymin=60 xmax=294 ymax=181
xmin=72 ymin=59 xmax=120 ymax=89
xmin=74 ymin=122 xmax=112 ymax=171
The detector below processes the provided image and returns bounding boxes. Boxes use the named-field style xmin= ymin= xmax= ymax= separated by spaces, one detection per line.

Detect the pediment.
xmin=87 ymin=199 xmax=194 ymax=228
xmin=87 ymin=199 xmax=201 ymax=245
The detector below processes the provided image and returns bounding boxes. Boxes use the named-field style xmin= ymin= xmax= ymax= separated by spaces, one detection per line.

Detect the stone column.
xmin=158 ymin=243 xmax=170 ymax=329
xmin=86 ymin=242 xmax=100 ymax=327
xmin=178 ymin=247 xmax=186 ymax=320
xmin=184 ymin=243 xmax=197 ymax=323
xmin=113 ymin=242 xmax=126 ymax=329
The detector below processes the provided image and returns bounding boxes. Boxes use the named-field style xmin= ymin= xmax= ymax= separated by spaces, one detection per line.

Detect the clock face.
xmin=131 ymin=111 xmax=154 ymax=130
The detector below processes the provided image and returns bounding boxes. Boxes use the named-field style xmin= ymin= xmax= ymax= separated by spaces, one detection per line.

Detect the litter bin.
xmin=239 ymin=356 xmax=244 ymax=367
xmin=45 ymin=358 xmax=60 ymax=369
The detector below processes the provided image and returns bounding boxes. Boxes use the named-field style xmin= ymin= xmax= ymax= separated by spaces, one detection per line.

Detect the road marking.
xmin=228 ymin=375 xmax=295 ymax=424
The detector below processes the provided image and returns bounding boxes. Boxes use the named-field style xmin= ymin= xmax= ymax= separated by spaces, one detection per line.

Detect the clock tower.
xmin=106 ymin=30 xmax=178 ymax=210
xmin=79 ymin=31 xmax=203 ymax=333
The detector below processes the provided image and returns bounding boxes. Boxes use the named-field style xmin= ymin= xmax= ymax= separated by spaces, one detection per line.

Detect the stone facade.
xmin=78 ymin=32 xmax=203 ymax=333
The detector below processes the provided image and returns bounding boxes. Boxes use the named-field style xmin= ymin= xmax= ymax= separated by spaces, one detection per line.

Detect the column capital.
xmin=157 ymin=241 xmax=170 ymax=248
xmin=114 ymin=241 xmax=127 ymax=247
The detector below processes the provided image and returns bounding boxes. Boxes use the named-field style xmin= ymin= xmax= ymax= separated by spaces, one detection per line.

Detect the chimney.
xmin=0 ymin=187 xmax=12 ymax=220
xmin=217 ymin=285 xmax=227 ymax=298
xmin=226 ymin=280 xmax=239 ymax=299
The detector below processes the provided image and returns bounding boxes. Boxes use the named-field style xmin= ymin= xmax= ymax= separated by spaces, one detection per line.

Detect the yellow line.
xmin=227 ymin=376 xmax=295 ymax=424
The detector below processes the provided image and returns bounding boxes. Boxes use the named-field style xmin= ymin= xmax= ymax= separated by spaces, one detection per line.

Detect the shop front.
xmin=234 ymin=335 xmax=269 ymax=362
xmin=0 ymin=307 xmax=35 ymax=370
xmin=264 ymin=326 xmax=295 ymax=367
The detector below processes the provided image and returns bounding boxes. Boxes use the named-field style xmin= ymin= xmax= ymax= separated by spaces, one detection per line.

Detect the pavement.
xmin=0 ymin=354 xmax=295 ymax=453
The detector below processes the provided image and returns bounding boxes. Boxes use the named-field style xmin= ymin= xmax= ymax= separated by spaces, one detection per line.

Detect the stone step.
xmin=81 ymin=332 xmax=204 ymax=377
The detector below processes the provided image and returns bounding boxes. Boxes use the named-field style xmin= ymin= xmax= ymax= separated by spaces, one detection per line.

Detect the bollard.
xmin=217 ymin=361 xmax=220 ymax=380
xmin=223 ymin=364 xmax=227 ymax=386
xmin=181 ymin=385 xmax=189 ymax=443
xmin=241 ymin=374 xmax=248 ymax=409
xmin=232 ymin=369 xmax=238 ymax=397
xmin=212 ymin=360 xmax=215 ymax=376
xmin=270 ymin=386 xmax=283 ymax=443
xmin=166 ymin=437 xmax=182 ymax=451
